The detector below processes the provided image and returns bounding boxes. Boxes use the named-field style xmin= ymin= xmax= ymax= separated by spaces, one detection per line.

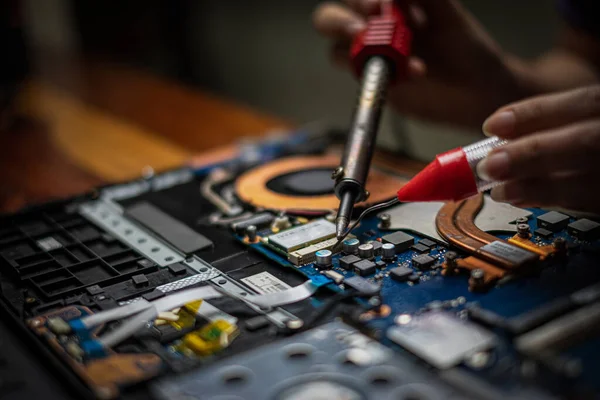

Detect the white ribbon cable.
xmin=244 ymin=280 xmax=318 ymax=308
xmin=80 ymin=298 xmax=152 ymax=328
xmin=98 ymin=286 xmax=224 ymax=348
xmin=95 ymin=281 xmax=319 ymax=348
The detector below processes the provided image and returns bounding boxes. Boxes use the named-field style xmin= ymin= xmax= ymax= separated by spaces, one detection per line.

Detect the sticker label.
xmin=241 ymin=271 xmax=292 ymax=294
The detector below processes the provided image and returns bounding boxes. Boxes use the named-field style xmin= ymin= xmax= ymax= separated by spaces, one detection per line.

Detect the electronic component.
xmin=369 ymin=241 xmax=383 ymax=256
xmin=382 ymin=231 xmax=414 ymax=253
xmin=339 ymin=254 xmax=361 ymax=270
xmin=534 ymin=228 xmax=554 ymax=239
xmin=178 ymin=320 xmax=239 ymax=357
xmin=47 ymin=317 xmax=71 ymax=335
xmin=268 ymin=219 xmax=336 ymax=252
xmin=412 ymin=254 xmax=436 ymax=270
xmin=324 ymin=270 xmax=344 ymax=284
xmin=411 ymin=243 xmax=429 ymax=254
xmin=354 ymin=259 xmax=377 ymax=276
xmin=375 ymin=260 xmax=386 ymax=269
xmin=315 ymin=249 xmax=333 ymax=268
xmin=418 ymin=238 xmax=436 ymax=248
xmin=389 ymin=266 xmax=412 ymax=282
xmin=288 ymin=235 xmax=354 ymax=265
xmin=537 ymin=211 xmax=570 ymax=232
xmin=344 ymin=276 xmax=380 ymax=296
xmin=231 ymin=213 xmax=275 ymax=234
xmin=342 ymin=238 xmax=360 ymax=254
xmin=244 ymin=315 xmax=270 ymax=332
xmin=387 ymin=311 xmax=496 ymax=369
xmin=271 ymin=215 xmax=292 ymax=231
xmin=568 ymin=218 xmax=600 ymax=241
xmin=358 ymin=243 xmax=374 ymax=259
xmin=479 ymin=241 xmax=538 ymax=267
xmin=381 ymin=243 xmax=396 ymax=260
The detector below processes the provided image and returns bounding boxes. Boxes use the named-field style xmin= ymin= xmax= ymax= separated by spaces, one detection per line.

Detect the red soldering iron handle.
xmin=349 ymin=1 xmax=412 ymax=83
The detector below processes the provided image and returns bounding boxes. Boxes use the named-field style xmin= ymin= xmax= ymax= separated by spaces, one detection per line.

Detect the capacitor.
xmin=382 ymin=243 xmax=396 ymax=260
xmin=343 ymin=238 xmax=360 ymax=254
xmin=246 ymin=225 xmax=257 ymax=242
xmin=358 ymin=243 xmax=374 ymax=259
xmin=315 ymin=249 xmax=333 ymax=268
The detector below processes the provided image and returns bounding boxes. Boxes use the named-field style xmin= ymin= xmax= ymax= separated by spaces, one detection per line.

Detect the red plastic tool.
xmin=350 ymin=1 xmax=412 ymax=81
xmin=396 ymin=136 xmax=507 ymax=202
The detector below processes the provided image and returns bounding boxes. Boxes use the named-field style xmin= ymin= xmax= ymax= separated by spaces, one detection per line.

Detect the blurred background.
xmin=1 ymin=0 xmax=560 ymax=210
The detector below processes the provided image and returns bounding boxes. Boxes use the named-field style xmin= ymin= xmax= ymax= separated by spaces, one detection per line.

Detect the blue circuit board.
xmin=241 ymin=208 xmax=600 ymax=395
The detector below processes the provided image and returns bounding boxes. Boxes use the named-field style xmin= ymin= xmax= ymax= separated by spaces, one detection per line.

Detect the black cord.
xmin=336 ymin=197 xmax=400 ymax=244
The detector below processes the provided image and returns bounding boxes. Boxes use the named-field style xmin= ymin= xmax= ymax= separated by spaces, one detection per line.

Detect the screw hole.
xmin=138 ymin=238 xmax=147 ymax=244
xmin=151 ymin=247 xmax=159 ymax=253
xmin=165 ymin=256 xmax=173 ymax=262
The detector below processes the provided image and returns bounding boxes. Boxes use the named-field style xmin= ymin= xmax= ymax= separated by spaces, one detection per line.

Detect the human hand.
xmin=313 ymin=0 xmax=525 ymax=128
xmin=478 ymin=86 xmax=600 ymax=214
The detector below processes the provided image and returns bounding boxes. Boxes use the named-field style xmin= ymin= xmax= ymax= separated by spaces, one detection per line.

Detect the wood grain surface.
xmin=1 ymin=58 xmax=288 ymax=213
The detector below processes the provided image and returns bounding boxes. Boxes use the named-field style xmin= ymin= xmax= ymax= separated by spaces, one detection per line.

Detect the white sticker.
xmin=241 ymin=271 xmax=292 ymax=295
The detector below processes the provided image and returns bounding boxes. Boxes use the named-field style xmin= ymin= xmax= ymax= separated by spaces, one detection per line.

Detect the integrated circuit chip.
xmin=268 ymin=219 xmax=336 ymax=252
xmin=390 ymin=266 xmax=412 ymax=282
xmin=354 ymin=259 xmax=377 ymax=276
xmin=418 ymin=238 xmax=437 ymax=248
xmin=339 ymin=254 xmax=361 ymax=270
xmin=382 ymin=231 xmax=414 ymax=253
xmin=568 ymin=219 xmax=600 ymax=241
xmin=534 ymin=228 xmax=553 ymax=239
xmin=411 ymin=243 xmax=429 ymax=254
xmin=537 ymin=211 xmax=570 ymax=232
xmin=479 ymin=241 xmax=537 ymax=266
xmin=412 ymin=254 xmax=436 ymax=270
xmin=387 ymin=311 xmax=496 ymax=369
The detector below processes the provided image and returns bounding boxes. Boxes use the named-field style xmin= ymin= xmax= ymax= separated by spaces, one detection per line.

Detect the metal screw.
xmin=331 ymin=166 xmax=344 ymax=180
xmin=25 ymin=297 xmax=36 ymax=304
xmin=553 ymin=237 xmax=567 ymax=252
xmin=445 ymin=251 xmax=458 ymax=273
xmin=515 ymin=216 xmax=528 ymax=224
xmin=363 ymin=190 xmax=370 ymax=200
xmin=517 ymin=224 xmax=530 ymax=238
xmin=470 ymin=268 xmax=485 ymax=287
xmin=246 ymin=225 xmax=257 ymax=242
xmin=378 ymin=213 xmax=391 ymax=229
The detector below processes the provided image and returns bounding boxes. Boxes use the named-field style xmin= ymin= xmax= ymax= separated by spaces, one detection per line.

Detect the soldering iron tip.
xmin=335 ymin=217 xmax=349 ymax=241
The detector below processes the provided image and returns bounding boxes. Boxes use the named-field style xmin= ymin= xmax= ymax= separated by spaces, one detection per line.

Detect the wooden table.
xmin=0 ymin=59 xmax=289 ymax=213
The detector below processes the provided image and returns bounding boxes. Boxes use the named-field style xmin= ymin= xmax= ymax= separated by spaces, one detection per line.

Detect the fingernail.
xmin=477 ymin=151 xmax=510 ymax=181
xmin=347 ymin=21 xmax=366 ymax=35
xmin=483 ymin=110 xmax=515 ymax=137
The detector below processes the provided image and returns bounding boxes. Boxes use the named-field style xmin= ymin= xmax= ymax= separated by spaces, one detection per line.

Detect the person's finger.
xmin=313 ymin=2 xmax=366 ymax=39
xmin=330 ymin=41 xmax=351 ymax=68
xmin=343 ymin=0 xmax=381 ymax=16
xmin=490 ymin=173 xmax=600 ymax=213
xmin=407 ymin=56 xmax=427 ymax=79
xmin=483 ymin=85 xmax=600 ymax=138
xmin=477 ymin=119 xmax=600 ymax=181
